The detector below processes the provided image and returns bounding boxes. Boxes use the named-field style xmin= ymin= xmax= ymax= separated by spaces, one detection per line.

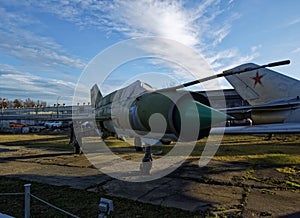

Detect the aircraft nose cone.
xmin=173 ymin=99 xmax=229 ymax=140
xmin=195 ymin=100 xmax=230 ymax=127
xmin=182 ymin=99 xmax=228 ymax=126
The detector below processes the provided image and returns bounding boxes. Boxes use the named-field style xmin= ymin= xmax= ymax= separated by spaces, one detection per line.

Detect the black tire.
xmin=74 ymin=145 xmax=81 ymax=154
xmin=160 ymin=139 xmax=171 ymax=145
xmin=135 ymin=146 xmax=143 ymax=152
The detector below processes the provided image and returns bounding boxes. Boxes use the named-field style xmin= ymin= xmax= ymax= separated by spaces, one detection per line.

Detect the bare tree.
xmin=13 ymin=99 xmax=23 ymax=108
xmin=24 ymin=98 xmax=35 ymax=108
xmin=1 ymin=98 xmax=8 ymax=109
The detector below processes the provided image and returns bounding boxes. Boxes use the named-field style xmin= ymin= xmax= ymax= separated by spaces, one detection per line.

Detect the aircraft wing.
xmin=223 ymin=98 xmax=300 ymax=112
xmin=211 ymin=123 xmax=300 ymax=135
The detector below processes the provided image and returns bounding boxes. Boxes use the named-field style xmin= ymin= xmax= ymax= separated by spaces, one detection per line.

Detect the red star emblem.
xmin=251 ymin=71 xmax=264 ymax=88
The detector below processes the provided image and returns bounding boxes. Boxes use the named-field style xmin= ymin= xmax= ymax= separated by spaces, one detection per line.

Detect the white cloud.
xmin=291 ymin=47 xmax=300 ymax=54
xmin=287 ymin=18 xmax=300 ymax=26
xmin=94 ymin=0 xmax=249 ymax=89
xmin=26 ymin=2 xmax=255 ymax=61
xmin=98 ymin=0 xmax=250 ymax=76
xmin=251 ymin=44 xmax=262 ymax=53
xmin=0 ymin=6 xmax=86 ymax=70
xmin=11 ymin=0 xmax=246 ymax=67
xmin=0 ymin=64 xmax=76 ymax=104
xmin=0 ymin=0 xmax=260 ymax=97
xmin=106 ymin=1 xmax=200 ymax=47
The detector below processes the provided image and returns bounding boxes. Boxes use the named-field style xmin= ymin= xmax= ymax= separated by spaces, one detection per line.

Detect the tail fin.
xmin=90 ymin=84 xmax=103 ymax=108
xmin=225 ymin=63 xmax=300 ymax=105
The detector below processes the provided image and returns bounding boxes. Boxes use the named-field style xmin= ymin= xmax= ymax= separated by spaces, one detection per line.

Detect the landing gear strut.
xmin=134 ymin=137 xmax=143 ymax=152
xmin=140 ymin=144 xmax=152 ymax=175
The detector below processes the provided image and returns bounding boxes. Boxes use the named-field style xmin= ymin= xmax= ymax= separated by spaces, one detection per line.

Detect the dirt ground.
xmin=0 ymin=135 xmax=299 ymax=217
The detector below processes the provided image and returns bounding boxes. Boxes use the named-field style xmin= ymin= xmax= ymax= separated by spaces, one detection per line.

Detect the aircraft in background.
xmin=89 ymin=60 xmax=289 ymax=173
xmin=215 ymin=61 xmax=300 ymax=135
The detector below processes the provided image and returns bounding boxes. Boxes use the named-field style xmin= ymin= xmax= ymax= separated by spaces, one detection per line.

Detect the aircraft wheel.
xmin=134 ymin=137 xmax=143 ymax=152
xmin=135 ymin=146 xmax=143 ymax=152
xmin=160 ymin=139 xmax=171 ymax=145
xmin=140 ymin=161 xmax=152 ymax=175
xmin=74 ymin=145 xmax=81 ymax=154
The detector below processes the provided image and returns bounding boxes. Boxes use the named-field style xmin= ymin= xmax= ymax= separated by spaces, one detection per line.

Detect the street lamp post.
xmin=1 ymin=98 xmax=3 ymax=116
xmin=1 ymin=98 xmax=6 ymax=116
xmin=56 ymin=96 xmax=61 ymax=118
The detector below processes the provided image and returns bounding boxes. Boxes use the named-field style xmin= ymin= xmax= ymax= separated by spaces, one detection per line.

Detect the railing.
xmin=0 ymin=184 xmax=79 ymax=218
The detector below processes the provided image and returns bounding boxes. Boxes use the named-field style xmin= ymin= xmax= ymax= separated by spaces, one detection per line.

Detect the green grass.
xmin=276 ymin=166 xmax=299 ymax=175
xmin=204 ymin=135 xmax=300 ymax=165
xmin=1 ymin=133 xmax=299 ymax=165
xmin=0 ymin=132 xmax=71 ymax=149
xmin=100 ymin=135 xmax=300 ymax=171
xmin=0 ymin=177 xmax=202 ymax=218
xmin=284 ymin=180 xmax=300 ymax=188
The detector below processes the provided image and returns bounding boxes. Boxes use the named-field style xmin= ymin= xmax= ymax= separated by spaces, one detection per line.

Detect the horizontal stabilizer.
xmin=211 ymin=123 xmax=300 ymax=135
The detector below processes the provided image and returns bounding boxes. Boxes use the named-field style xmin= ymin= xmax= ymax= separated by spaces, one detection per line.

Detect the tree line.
xmin=0 ymin=98 xmax=47 ymax=109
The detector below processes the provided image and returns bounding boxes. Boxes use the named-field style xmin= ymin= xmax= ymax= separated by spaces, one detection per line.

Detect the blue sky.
xmin=0 ymin=0 xmax=299 ymax=105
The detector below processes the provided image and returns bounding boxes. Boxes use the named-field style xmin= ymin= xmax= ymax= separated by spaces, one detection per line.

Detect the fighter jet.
xmin=90 ymin=60 xmax=289 ymax=173
xmin=216 ymin=61 xmax=300 ymax=134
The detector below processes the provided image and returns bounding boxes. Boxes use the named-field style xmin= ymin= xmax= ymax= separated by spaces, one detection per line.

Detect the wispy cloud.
xmin=105 ymin=1 xmax=201 ymax=47
xmin=0 ymin=0 xmax=259 ymax=100
xmin=0 ymin=6 xmax=86 ymax=70
xmin=0 ymin=64 xmax=76 ymax=104
xmin=106 ymin=0 xmax=237 ymax=49
xmin=10 ymin=0 xmax=248 ymax=71
xmin=0 ymin=3 xmax=88 ymax=103
xmin=287 ymin=18 xmax=300 ymax=26
xmin=99 ymin=0 xmax=249 ymax=74
xmin=291 ymin=47 xmax=300 ymax=54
